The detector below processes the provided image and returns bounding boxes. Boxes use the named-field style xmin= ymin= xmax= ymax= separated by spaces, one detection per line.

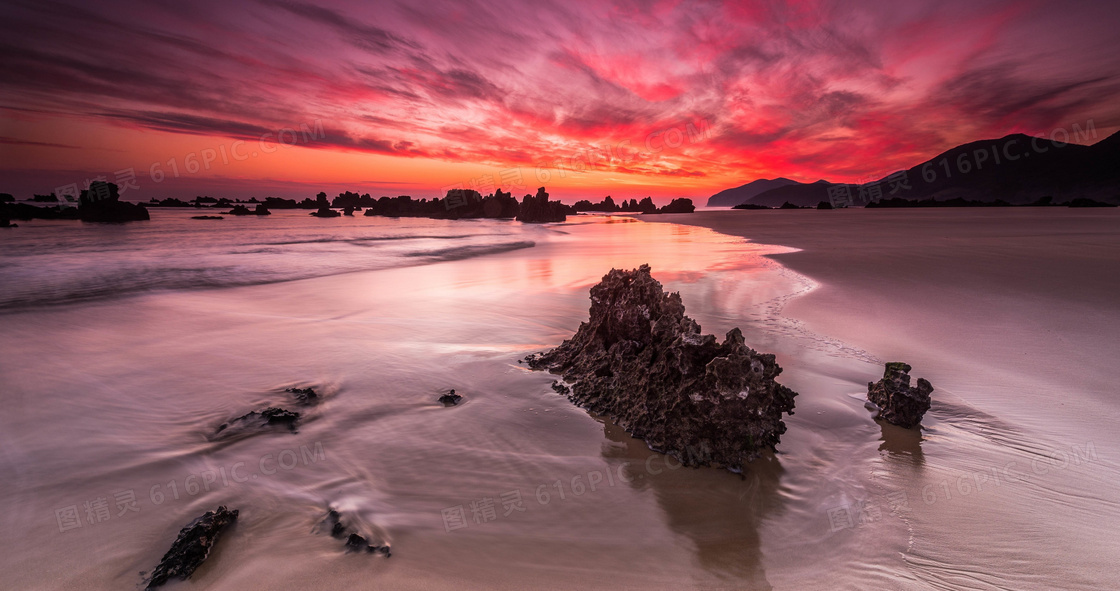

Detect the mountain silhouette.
xmin=706 ymin=177 xmax=801 ymax=207
xmin=716 ymin=130 xmax=1120 ymax=207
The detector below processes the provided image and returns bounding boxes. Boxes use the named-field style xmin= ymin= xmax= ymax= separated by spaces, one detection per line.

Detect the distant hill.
xmin=722 ymin=130 xmax=1120 ymax=208
xmin=706 ymin=177 xmax=800 ymax=207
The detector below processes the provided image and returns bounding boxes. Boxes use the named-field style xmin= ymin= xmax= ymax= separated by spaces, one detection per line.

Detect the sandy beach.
xmin=1 ymin=209 xmax=1118 ymax=590
xmin=652 ymin=208 xmax=1120 ymax=589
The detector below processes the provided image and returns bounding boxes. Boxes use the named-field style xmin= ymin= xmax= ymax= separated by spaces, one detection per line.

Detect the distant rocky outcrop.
xmin=145 ymin=506 xmax=238 ymax=589
xmin=78 ymin=182 xmax=150 ymax=222
xmin=648 ymin=198 xmax=696 ymax=214
xmin=516 ymin=187 xmax=571 ymax=223
xmin=866 ymin=363 xmax=933 ymax=428
xmin=226 ymin=204 xmax=270 ymax=215
xmin=573 ymin=196 xmax=658 ymax=214
xmin=526 ymin=265 xmax=798 ymax=471
xmin=310 ymin=205 xmax=341 ymax=217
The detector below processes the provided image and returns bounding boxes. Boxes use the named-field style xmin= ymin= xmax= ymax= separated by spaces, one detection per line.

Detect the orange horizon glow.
xmin=2 ymin=0 xmax=1118 ymax=203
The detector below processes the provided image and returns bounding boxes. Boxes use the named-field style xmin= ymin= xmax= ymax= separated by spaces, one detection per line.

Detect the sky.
xmin=1 ymin=0 xmax=1118 ymax=203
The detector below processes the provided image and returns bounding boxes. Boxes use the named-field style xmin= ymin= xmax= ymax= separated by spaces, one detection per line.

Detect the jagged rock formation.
xmin=320 ymin=509 xmax=391 ymax=556
xmin=226 ymin=204 xmax=270 ymax=215
xmin=867 ymin=362 xmax=933 ymax=428
xmin=286 ymin=387 xmax=319 ymax=405
xmin=78 ymin=181 xmax=149 ymax=222
xmin=516 ymin=187 xmax=570 ymax=223
xmin=145 ymin=506 xmax=238 ymax=589
xmin=652 ymin=197 xmax=696 ymax=214
xmin=526 ymin=265 xmax=797 ymax=471
xmin=438 ymin=389 xmax=462 ymax=406
xmin=215 ymin=406 xmax=300 ymax=436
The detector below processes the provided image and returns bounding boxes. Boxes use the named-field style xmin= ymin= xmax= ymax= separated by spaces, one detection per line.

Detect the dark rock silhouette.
xmin=1067 ymin=197 xmax=1117 ymax=208
xmin=225 ymin=204 xmax=270 ymax=216
xmin=526 ymin=265 xmax=798 ymax=471
xmin=310 ymin=205 xmax=341 ymax=217
xmin=215 ymin=407 xmax=300 ymax=436
xmin=78 ymin=182 xmax=149 ymax=222
xmin=320 ymin=509 xmax=391 ymax=556
xmin=438 ymin=389 xmax=462 ymax=406
xmin=0 ymin=202 xmax=80 ymax=220
xmin=732 ymin=203 xmax=771 ymax=210
xmin=816 ymin=201 xmax=833 ymax=210
xmin=573 ymin=195 xmax=657 ymax=213
xmin=0 ymin=193 xmax=15 ymax=203
xmin=190 ymin=215 xmax=223 ymax=220
xmin=649 ymin=198 xmax=696 ymax=214
xmin=516 ymin=187 xmax=570 ymax=223
xmin=867 ymin=363 xmax=933 ymax=428
xmin=286 ymin=387 xmax=319 ymax=405
xmin=1 ymin=217 xmax=16 ymax=228
xmin=145 ymin=506 xmax=238 ymax=590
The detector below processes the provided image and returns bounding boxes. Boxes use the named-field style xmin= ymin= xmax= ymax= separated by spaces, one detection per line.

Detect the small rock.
xmin=286 ymin=387 xmax=319 ymax=405
xmin=550 ymin=380 xmax=571 ymax=395
xmin=867 ymin=362 xmax=933 ymax=428
xmin=216 ymin=406 xmax=300 ymax=435
xmin=145 ymin=506 xmax=238 ymax=589
xmin=438 ymin=389 xmax=462 ymax=406
xmin=321 ymin=509 xmax=391 ymax=556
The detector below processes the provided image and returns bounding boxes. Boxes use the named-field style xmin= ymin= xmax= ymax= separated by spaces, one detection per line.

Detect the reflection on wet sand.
xmin=877 ymin=420 xmax=925 ymax=468
xmin=597 ymin=417 xmax=785 ymax=590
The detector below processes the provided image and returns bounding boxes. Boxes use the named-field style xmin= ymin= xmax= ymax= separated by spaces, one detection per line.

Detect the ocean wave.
xmin=0 ymin=236 xmax=538 ymax=313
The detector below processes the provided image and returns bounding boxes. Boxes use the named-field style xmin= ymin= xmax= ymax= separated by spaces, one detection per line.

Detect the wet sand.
xmin=2 ymin=209 xmax=1118 ymax=589
xmin=650 ymin=208 xmax=1120 ymax=589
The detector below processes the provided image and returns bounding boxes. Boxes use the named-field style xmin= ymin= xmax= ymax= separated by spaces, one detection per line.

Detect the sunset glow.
xmin=2 ymin=0 xmax=1118 ymax=202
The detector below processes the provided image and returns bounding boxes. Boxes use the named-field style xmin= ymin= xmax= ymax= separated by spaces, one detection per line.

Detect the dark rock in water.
xmin=867 ymin=362 xmax=933 ymax=428
xmin=145 ymin=506 xmax=238 ymax=589
xmin=525 ymin=264 xmax=798 ymax=471
xmin=550 ymin=380 xmax=570 ymax=395
xmin=654 ymin=198 xmax=696 ymax=214
xmin=78 ymin=181 xmax=150 ymax=222
xmin=310 ymin=205 xmax=341 ymax=217
xmin=321 ymin=509 xmax=391 ymax=556
xmin=1 ymin=217 xmax=16 ymax=227
xmin=343 ymin=205 xmax=355 ymax=216
xmin=286 ymin=387 xmax=319 ymax=405
xmin=516 ymin=187 xmax=570 ymax=223
xmin=216 ymin=406 xmax=300 ymax=435
xmin=438 ymin=389 xmax=462 ymax=406
xmin=191 ymin=215 xmax=224 ymax=220
xmin=226 ymin=204 xmax=270 ymax=216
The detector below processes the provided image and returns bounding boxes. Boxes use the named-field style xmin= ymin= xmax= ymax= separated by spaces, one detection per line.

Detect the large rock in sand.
xmin=867 ymin=362 xmax=933 ymax=428
xmin=526 ymin=264 xmax=798 ymax=471
xmin=145 ymin=506 xmax=238 ymax=589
